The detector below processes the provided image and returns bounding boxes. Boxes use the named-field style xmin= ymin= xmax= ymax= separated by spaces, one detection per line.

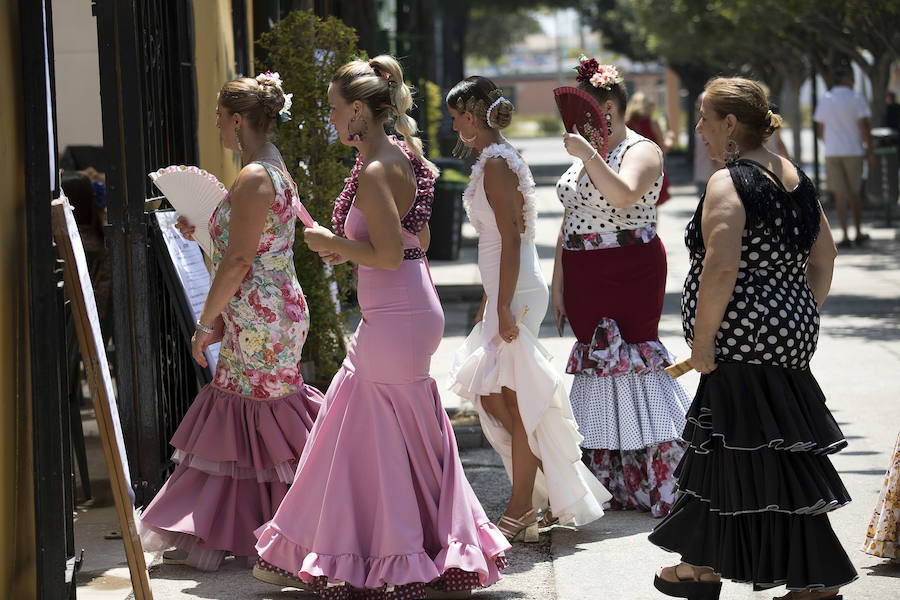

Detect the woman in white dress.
xmin=447 ymin=76 xmax=610 ymax=541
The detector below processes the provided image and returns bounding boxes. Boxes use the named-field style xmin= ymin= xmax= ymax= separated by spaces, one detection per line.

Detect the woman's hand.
xmin=303 ymin=223 xmax=335 ymax=253
xmin=191 ymin=327 xmax=215 ymax=368
xmin=498 ymin=305 xmax=519 ymax=343
xmin=690 ymin=339 xmax=718 ymax=374
xmin=562 ymin=126 xmax=597 ymax=162
xmin=318 ymin=250 xmax=349 ymax=266
xmin=551 ymin=277 xmax=567 ymax=336
xmin=175 ymin=216 xmax=196 ymax=241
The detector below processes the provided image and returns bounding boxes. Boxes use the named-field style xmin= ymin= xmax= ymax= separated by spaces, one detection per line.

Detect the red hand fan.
xmin=553 ymin=86 xmax=610 ymax=158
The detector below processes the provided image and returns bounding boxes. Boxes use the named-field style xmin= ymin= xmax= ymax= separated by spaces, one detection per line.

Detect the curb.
xmin=452 ymin=424 xmax=491 ymax=450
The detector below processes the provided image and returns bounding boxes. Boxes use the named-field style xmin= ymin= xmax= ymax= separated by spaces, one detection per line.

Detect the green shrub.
xmin=257 ymin=10 xmax=359 ymax=381
xmin=537 ymin=115 xmax=563 ymax=136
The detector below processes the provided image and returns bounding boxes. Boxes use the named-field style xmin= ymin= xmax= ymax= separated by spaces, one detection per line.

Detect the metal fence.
xmin=95 ymin=0 xmax=202 ymax=506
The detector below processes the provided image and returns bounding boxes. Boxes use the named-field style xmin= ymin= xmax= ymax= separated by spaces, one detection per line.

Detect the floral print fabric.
xmin=862 ymin=430 xmax=900 ymax=560
xmin=208 ymin=161 xmax=310 ymax=398
xmin=566 ymin=317 xmax=674 ymax=377
xmin=563 ymin=224 xmax=656 ymax=251
xmin=583 ymin=441 xmax=685 ymax=518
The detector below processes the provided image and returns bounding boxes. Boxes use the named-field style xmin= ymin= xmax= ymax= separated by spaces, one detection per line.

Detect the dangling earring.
xmin=234 ymin=127 xmax=242 ymax=152
xmin=605 ymin=113 xmax=612 ymax=136
xmin=452 ymin=131 xmax=476 ymax=159
xmin=723 ymin=136 xmax=740 ymax=164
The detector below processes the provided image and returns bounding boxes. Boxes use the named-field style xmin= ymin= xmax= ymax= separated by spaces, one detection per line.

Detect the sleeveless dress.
xmin=139 ymin=161 xmax=323 ymax=570
xmin=448 ymin=143 xmax=610 ymax=526
xmin=255 ymin=139 xmax=509 ymax=599
xmin=556 ymin=129 xmax=691 ymax=517
xmin=649 ymin=159 xmax=857 ymax=591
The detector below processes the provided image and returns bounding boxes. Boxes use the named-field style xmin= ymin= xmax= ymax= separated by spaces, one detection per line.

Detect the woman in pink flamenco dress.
xmin=253 ymin=56 xmax=510 ymax=600
xmin=138 ymin=74 xmax=323 ymax=571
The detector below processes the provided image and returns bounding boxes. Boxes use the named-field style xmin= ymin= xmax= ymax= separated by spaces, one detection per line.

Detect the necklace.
xmin=242 ymin=141 xmax=271 ymax=166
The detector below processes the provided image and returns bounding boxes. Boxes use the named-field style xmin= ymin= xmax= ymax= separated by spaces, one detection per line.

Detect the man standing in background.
xmin=814 ymin=65 xmax=874 ymax=247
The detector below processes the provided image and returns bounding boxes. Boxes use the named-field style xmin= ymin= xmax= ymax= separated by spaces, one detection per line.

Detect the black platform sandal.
xmin=653 ymin=565 xmax=722 ymax=600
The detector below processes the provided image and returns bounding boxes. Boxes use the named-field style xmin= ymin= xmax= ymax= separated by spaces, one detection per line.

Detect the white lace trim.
xmin=463 ymin=142 xmax=538 ymax=239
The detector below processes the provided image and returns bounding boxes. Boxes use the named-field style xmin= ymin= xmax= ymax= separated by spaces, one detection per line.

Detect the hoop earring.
xmin=234 ymin=127 xmax=242 ymax=152
xmin=723 ymin=136 xmax=740 ymax=164
xmin=452 ymin=130 xmax=477 ymax=159
xmin=605 ymin=113 xmax=612 ymax=136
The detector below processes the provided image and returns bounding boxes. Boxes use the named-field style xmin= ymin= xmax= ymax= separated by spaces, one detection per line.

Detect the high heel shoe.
xmin=497 ymin=508 xmax=539 ymax=543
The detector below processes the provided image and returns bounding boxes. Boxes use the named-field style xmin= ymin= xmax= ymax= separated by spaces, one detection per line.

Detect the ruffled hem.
xmin=566 ymin=317 xmax=674 ymax=376
xmin=861 ymin=537 xmax=898 ymax=560
xmin=139 ymin=466 xmax=289 ymax=563
xmin=171 ymin=449 xmax=295 ymax=483
xmin=570 ymin=369 xmax=692 ymax=450
xmin=582 ymin=442 xmax=685 ymax=518
xmin=449 ymin=323 xmax=611 ymax=526
xmin=170 ymin=382 xmax=322 ymax=475
xmin=255 ymin=523 xmax=506 ymax=590
xmin=649 ymin=494 xmax=858 ymax=590
xmin=683 ymin=363 xmax=846 ymax=454
xmin=674 ymin=444 xmax=851 ymax=516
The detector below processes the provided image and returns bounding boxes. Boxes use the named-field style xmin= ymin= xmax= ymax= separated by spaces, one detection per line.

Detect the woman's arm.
xmin=806 ymin=205 xmax=838 ymax=308
xmin=417 ymin=223 xmax=431 ymax=252
xmin=562 ymin=129 xmax=662 ymax=208
xmin=691 ymin=169 xmax=746 ymax=374
xmin=193 ymin=165 xmax=273 ymax=366
xmin=551 ymin=214 xmax=566 ymax=335
xmin=483 ymin=158 xmax=522 ymax=341
xmin=304 ymin=161 xmax=404 ymax=271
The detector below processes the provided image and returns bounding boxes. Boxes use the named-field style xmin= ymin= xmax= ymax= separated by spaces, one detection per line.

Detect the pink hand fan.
xmin=553 ymin=86 xmax=610 ymax=158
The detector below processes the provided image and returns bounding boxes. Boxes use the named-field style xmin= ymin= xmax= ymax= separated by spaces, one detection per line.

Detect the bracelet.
xmin=586 ymin=151 xmax=600 ymax=164
xmin=195 ymin=320 xmax=215 ymax=334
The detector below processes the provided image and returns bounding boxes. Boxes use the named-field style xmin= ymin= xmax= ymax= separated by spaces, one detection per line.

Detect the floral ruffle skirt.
xmin=862 ymin=430 xmax=900 ymax=560
xmin=582 ymin=441 xmax=684 ymax=518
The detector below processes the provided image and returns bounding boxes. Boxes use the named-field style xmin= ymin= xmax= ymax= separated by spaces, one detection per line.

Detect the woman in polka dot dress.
xmin=553 ymin=61 xmax=691 ymax=519
xmin=650 ymin=77 xmax=854 ymax=600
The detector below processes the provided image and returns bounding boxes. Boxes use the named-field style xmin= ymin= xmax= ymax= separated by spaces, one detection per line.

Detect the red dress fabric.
xmin=562 ymin=235 xmax=667 ymax=345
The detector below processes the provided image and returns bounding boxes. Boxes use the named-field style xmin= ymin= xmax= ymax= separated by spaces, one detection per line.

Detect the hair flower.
xmin=256 ymin=71 xmax=284 ymax=89
xmin=574 ymin=55 xmax=623 ymax=90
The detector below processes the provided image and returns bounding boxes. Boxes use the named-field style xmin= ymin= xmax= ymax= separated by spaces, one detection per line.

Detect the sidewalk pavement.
xmin=77 ymin=139 xmax=900 ymax=598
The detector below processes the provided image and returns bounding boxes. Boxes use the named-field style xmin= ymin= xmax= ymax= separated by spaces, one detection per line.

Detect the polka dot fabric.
xmin=557 ymin=128 xmax=662 ymax=236
xmin=682 ymin=160 xmax=822 ymax=369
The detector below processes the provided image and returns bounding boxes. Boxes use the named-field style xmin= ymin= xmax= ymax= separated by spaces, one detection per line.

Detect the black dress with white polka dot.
xmin=682 ymin=159 xmax=822 ymax=369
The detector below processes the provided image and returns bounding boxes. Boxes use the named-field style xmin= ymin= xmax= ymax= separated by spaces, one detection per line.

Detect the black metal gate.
xmin=21 ymin=0 xmax=75 ymax=597
xmin=94 ymin=0 xmax=202 ymax=506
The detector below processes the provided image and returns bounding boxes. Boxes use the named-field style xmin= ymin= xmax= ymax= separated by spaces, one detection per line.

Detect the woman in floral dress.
xmin=553 ymin=58 xmax=691 ymax=518
xmin=862 ymin=431 xmax=900 ymax=562
xmin=139 ymin=73 xmax=322 ymax=571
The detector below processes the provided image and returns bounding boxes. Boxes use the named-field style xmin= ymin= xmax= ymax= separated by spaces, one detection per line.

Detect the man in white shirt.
xmin=813 ymin=65 xmax=874 ymax=247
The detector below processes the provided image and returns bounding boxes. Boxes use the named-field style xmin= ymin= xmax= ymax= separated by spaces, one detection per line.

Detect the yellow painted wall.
xmin=193 ymin=0 xmax=244 ymax=186
xmin=0 ymin=2 xmax=35 ymax=598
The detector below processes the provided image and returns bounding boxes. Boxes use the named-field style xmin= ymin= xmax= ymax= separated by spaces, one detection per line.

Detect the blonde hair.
xmin=218 ymin=77 xmax=285 ymax=132
xmin=332 ymin=55 xmax=438 ymax=174
xmin=704 ymin=77 xmax=784 ymax=149
xmin=625 ymin=90 xmax=651 ymax=122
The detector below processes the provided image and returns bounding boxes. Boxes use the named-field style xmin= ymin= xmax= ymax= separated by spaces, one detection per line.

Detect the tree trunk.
xmin=779 ymin=72 xmax=803 ymax=164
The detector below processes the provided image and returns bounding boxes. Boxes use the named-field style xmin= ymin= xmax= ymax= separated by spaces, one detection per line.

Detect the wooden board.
xmin=51 ymin=197 xmax=153 ymax=600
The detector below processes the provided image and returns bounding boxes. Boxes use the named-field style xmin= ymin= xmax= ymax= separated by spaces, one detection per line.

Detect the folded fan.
xmin=553 ymin=86 xmax=610 ymax=158
xmin=149 ymin=166 xmax=227 ymax=256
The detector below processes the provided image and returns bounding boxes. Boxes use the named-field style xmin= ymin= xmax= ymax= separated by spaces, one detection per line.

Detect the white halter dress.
xmin=448 ymin=143 xmax=611 ymax=526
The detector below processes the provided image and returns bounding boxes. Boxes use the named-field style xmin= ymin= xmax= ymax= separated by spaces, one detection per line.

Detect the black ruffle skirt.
xmin=648 ymin=362 xmax=858 ymax=591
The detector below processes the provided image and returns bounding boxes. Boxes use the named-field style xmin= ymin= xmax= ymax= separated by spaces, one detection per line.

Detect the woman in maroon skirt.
xmin=550 ymin=58 xmax=691 ymax=518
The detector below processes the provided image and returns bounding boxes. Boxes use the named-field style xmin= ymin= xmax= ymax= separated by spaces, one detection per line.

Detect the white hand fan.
xmin=149 ymin=165 xmax=227 ymax=257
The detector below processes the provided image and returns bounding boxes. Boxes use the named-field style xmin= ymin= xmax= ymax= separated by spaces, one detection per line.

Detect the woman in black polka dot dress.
xmin=650 ymin=77 xmax=854 ymax=600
